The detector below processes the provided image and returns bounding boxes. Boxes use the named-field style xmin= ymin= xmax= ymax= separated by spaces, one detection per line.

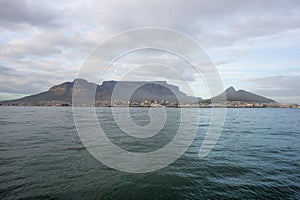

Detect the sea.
xmin=0 ymin=107 xmax=299 ymax=199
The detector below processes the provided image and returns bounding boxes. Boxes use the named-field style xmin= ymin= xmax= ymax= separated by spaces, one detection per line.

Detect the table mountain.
xmin=0 ymin=79 xmax=196 ymax=105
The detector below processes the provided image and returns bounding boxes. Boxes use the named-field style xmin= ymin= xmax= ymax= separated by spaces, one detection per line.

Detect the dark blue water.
xmin=0 ymin=107 xmax=299 ymax=199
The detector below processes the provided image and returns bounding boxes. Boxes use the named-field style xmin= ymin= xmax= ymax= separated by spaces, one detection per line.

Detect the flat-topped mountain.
xmin=0 ymin=79 xmax=196 ymax=105
xmin=0 ymin=80 xmax=276 ymax=106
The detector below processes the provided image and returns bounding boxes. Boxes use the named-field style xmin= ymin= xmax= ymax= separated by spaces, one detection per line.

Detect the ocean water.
xmin=0 ymin=107 xmax=299 ymax=199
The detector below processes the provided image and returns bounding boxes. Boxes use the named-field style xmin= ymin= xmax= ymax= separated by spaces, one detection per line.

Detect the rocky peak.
xmin=225 ymin=86 xmax=236 ymax=94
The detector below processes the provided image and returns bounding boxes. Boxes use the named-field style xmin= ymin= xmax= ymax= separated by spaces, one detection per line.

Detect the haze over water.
xmin=0 ymin=107 xmax=299 ymax=199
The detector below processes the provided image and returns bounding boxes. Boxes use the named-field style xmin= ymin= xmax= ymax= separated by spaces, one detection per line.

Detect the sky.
xmin=0 ymin=0 xmax=299 ymax=103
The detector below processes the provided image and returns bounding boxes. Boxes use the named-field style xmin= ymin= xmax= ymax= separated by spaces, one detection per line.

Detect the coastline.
xmin=0 ymin=104 xmax=299 ymax=108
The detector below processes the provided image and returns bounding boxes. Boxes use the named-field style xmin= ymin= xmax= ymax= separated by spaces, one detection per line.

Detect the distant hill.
xmin=211 ymin=86 xmax=276 ymax=103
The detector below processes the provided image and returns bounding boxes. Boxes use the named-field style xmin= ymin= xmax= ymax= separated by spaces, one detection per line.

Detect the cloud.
xmin=0 ymin=0 xmax=299 ymax=103
xmin=245 ymin=75 xmax=300 ymax=103
xmin=81 ymin=0 xmax=300 ymax=47
xmin=0 ymin=0 xmax=68 ymax=29
xmin=0 ymin=65 xmax=17 ymax=75
xmin=0 ymin=66 xmax=77 ymax=94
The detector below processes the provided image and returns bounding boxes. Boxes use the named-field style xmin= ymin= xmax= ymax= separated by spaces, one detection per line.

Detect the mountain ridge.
xmin=211 ymin=86 xmax=276 ymax=103
xmin=0 ymin=79 xmax=276 ymax=106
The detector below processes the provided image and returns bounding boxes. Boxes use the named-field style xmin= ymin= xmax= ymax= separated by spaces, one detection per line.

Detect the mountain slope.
xmin=0 ymin=79 xmax=196 ymax=105
xmin=212 ymin=86 xmax=276 ymax=103
xmin=1 ymin=79 xmax=97 ymax=105
xmin=0 ymin=81 xmax=276 ymax=106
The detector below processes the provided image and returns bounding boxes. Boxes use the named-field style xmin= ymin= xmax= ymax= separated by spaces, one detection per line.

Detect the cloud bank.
xmin=0 ymin=0 xmax=299 ymax=103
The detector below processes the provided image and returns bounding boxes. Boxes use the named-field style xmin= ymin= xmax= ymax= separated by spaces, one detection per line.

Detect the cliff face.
xmin=97 ymin=80 xmax=195 ymax=103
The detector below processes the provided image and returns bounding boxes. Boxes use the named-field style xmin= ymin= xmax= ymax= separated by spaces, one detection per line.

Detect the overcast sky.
xmin=0 ymin=0 xmax=299 ymax=103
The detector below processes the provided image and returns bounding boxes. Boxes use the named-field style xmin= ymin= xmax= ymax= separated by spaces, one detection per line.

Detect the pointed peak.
xmin=225 ymin=86 xmax=236 ymax=93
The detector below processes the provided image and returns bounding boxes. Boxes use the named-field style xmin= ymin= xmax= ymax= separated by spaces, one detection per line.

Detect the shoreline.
xmin=0 ymin=105 xmax=299 ymax=109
